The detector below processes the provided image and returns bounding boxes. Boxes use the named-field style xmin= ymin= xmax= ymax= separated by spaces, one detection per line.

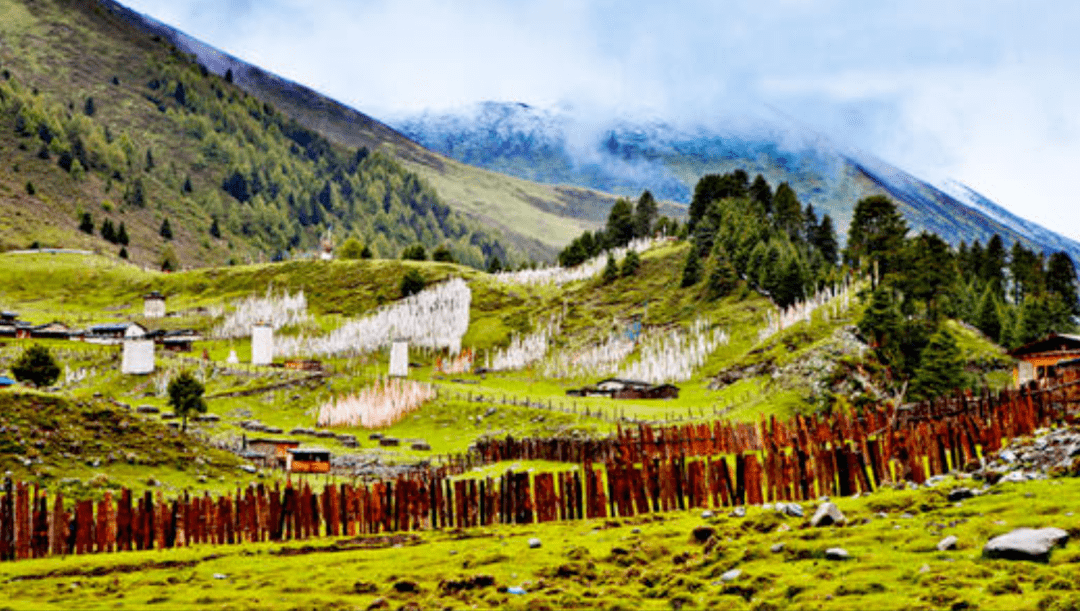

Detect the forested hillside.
xmin=0 ymin=0 xmax=522 ymax=269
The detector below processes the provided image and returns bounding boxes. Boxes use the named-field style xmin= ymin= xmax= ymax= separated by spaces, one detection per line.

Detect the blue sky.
xmin=120 ymin=0 xmax=1080 ymax=241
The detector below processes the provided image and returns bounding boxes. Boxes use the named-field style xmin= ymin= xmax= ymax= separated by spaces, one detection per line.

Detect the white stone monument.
xmin=251 ymin=323 xmax=273 ymax=366
xmin=226 ymin=349 xmax=239 ymax=364
xmin=121 ymin=339 xmax=155 ymax=374
xmin=143 ymin=291 xmax=166 ymax=318
xmin=389 ymin=340 xmax=409 ymax=377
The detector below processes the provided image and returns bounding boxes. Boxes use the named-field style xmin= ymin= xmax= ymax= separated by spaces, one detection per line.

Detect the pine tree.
xmin=749 ymin=174 xmax=772 ymax=213
xmin=911 ymin=327 xmax=965 ymax=401
xmin=159 ymin=218 xmax=173 ymax=240
xmin=605 ymin=198 xmax=635 ymax=247
xmin=100 ymin=218 xmax=116 ymax=243
xmin=209 ymin=218 xmax=221 ymax=238
xmin=771 ymin=183 xmax=803 ymax=242
xmin=79 ymin=212 xmax=94 ymax=234
xmin=681 ymin=247 xmax=701 ymax=287
xmin=1046 ymin=251 xmax=1079 ymax=316
xmin=621 ymin=250 xmax=641 ymax=277
xmin=981 ymin=234 xmax=1007 ymax=299
xmin=145 ymin=148 xmax=154 ymax=172
xmin=83 ymin=97 xmax=95 ymax=116
xmin=844 ymin=195 xmax=909 ymax=284
xmin=119 ymin=247 xmax=128 ymax=259
xmin=975 ymin=285 xmax=1002 ymax=343
xmin=116 ymin=222 xmax=129 ymax=246
xmin=706 ymin=247 xmax=738 ymax=300
xmin=602 ymin=254 xmax=619 ymax=284
xmin=633 ymin=190 xmax=658 ymax=238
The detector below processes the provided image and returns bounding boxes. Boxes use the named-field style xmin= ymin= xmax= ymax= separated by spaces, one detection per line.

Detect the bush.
xmin=400 ymin=269 xmax=426 ymax=297
xmin=12 ymin=344 xmax=61 ymax=388
xmin=401 ymin=244 xmax=426 ymax=261
xmin=621 ymin=250 xmax=641 ymax=277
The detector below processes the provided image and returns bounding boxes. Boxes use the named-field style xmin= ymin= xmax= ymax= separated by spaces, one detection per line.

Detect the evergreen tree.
xmin=602 ymin=254 xmax=619 ymax=284
xmin=681 ymin=246 xmax=702 ymax=287
xmin=361 ymin=243 xmax=373 ymax=259
xmin=1017 ymin=296 xmax=1051 ymax=345
xmin=432 ymin=244 xmax=455 ymax=263
xmin=100 ymin=218 xmax=116 ymax=243
xmin=209 ymin=218 xmax=221 ymax=238
xmin=844 ymin=195 xmax=908 ymax=285
xmin=1046 ymin=251 xmax=1079 ymax=316
xmin=400 ymin=269 xmax=426 ymax=297
xmin=706 ymin=247 xmax=738 ymax=300
xmin=145 ymin=148 xmax=154 ymax=172
xmin=771 ymin=183 xmax=803 ymax=242
xmin=975 ymin=285 xmax=1002 ymax=343
xmin=126 ymin=178 xmax=145 ymax=208
xmin=159 ymin=218 xmax=173 ymax=240
xmin=814 ymin=214 xmax=839 ymax=265
xmin=605 ymin=198 xmax=635 ymax=247
xmin=981 ymin=234 xmax=1007 ymax=299
xmin=487 ymin=256 xmax=503 ymax=274
xmin=401 ymin=244 xmax=426 ymax=261
xmin=160 ymin=245 xmax=178 ymax=272
xmin=858 ymin=286 xmax=902 ymax=354
xmin=12 ymin=344 xmax=61 ymax=388
xmin=79 ymin=212 xmax=94 ymax=234
xmin=182 ymin=175 xmax=193 ymax=194
xmin=633 ymin=190 xmax=658 ymax=238
xmin=749 ymin=174 xmax=772 ymax=213
xmin=119 ymin=247 xmax=128 ymax=259
xmin=1009 ymin=241 xmax=1044 ymax=304
xmin=83 ymin=96 xmax=95 ymax=117
xmin=621 ymin=250 xmax=641 ymax=277
xmin=116 ymin=222 xmax=129 ymax=246
xmin=910 ymin=327 xmax=965 ymax=401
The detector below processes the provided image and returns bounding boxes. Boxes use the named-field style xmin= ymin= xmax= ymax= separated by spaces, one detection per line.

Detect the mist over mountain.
xmin=392 ymin=101 xmax=1080 ymax=265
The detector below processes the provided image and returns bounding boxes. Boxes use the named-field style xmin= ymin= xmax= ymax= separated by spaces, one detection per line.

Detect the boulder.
xmin=811 ymin=502 xmax=846 ymax=527
xmin=947 ymin=488 xmax=976 ymax=502
xmin=983 ymin=527 xmax=1069 ymax=562
xmin=770 ymin=542 xmax=786 ymax=553
xmin=824 ymin=547 xmax=850 ymax=561
xmin=528 ymin=538 xmax=542 ymax=549
xmin=379 ymin=437 xmax=400 ymax=447
xmin=720 ymin=568 xmax=742 ymax=583
xmin=690 ymin=525 xmax=715 ymax=543
xmin=937 ymin=535 xmax=958 ymax=551
xmin=411 ymin=441 xmax=432 ymax=451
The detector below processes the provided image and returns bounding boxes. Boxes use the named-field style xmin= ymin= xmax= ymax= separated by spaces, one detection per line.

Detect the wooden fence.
xmin=3 ymin=381 xmax=1079 ymax=563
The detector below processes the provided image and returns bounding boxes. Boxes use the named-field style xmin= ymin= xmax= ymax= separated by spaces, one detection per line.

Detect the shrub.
xmin=12 ymin=344 xmax=61 ymax=388
xmin=400 ymin=268 xmax=426 ymax=297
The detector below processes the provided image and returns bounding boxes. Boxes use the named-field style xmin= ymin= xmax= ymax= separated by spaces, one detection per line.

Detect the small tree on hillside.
xmin=621 ymin=250 xmax=641 ymax=277
xmin=910 ymin=327 xmax=965 ymax=401
xmin=338 ymin=237 xmax=366 ymax=260
xmin=12 ymin=344 xmax=61 ymax=388
xmin=116 ymin=222 xmax=129 ymax=246
xmin=681 ymin=247 xmax=701 ymax=287
xmin=602 ymin=254 xmax=619 ymax=284
xmin=432 ymin=244 xmax=454 ymax=263
xmin=400 ymin=268 xmax=426 ymax=297
xmin=79 ymin=212 xmax=94 ymax=234
xmin=167 ymin=370 xmax=206 ymax=433
xmin=159 ymin=218 xmax=173 ymax=240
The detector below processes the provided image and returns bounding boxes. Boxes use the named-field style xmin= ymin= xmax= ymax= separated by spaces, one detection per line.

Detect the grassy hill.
xmin=0 ymin=0 xmax=629 ymax=270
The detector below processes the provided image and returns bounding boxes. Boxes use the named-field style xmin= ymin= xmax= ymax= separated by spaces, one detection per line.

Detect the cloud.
xmin=117 ymin=0 xmax=1080 ymax=242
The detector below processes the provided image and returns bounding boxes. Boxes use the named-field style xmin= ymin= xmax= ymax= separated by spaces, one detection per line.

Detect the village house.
xmin=1008 ymin=332 xmax=1080 ymax=388
xmin=566 ymin=378 xmax=680 ymax=400
xmin=246 ymin=438 xmax=301 ymax=469
xmin=85 ymin=322 xmax=148 ymax=344
xmin=27 ymin=321 xmax=72 ymax=340
xmin=146 ymin=329 xmax=201 ymax=352
xmin=286 ymin=447 xmax=332 ymax=473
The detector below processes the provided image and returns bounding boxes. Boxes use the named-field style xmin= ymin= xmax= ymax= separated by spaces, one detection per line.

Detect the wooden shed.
xmin=286 ymin=448 xmax=331 ymax=473
xmin=247 ymin=438 xmax=300 ymax=468
xmin=1008 ymin=333 xmax=1080 ymax=388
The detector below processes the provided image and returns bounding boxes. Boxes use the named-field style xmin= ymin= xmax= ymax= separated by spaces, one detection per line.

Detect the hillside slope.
xmin=91 ymin=0 xmax=622 ymax=258
xmin=394 ymin=102 xmax=1080 ymax=264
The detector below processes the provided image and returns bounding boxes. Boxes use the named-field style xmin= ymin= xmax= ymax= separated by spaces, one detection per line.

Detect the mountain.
xmin=0 ymin=0 xmax=620 ymax=268
xmin=392 ymin=102 xmax=1080 ymax=264
xmin=90 ymin=0 xmax=624 ymax=259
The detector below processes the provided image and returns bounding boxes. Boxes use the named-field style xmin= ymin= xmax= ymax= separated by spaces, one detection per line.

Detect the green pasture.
xmin=0 ymin=475 xmax=1078 ymax=610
